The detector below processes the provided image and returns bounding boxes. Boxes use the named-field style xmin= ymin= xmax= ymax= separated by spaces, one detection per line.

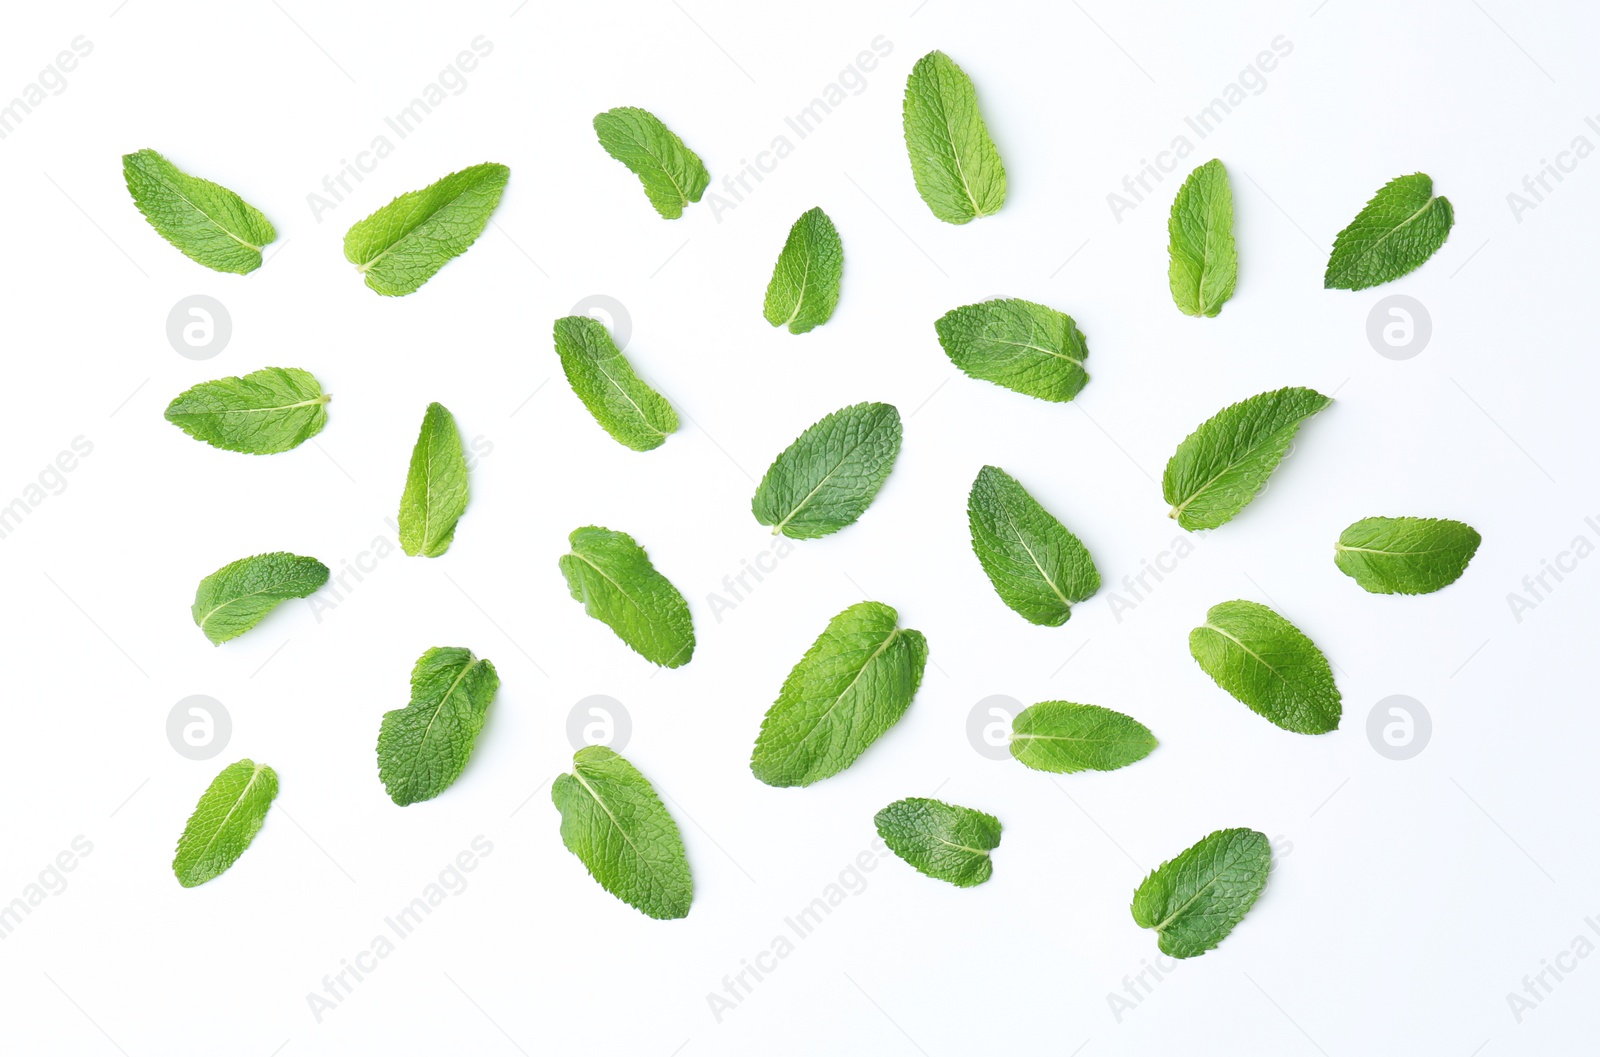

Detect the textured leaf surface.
xmin=552 ymin=746 xmax=692 ymax=920
xmin=1162 ymin=386 xmax=1330 ymax=530
xmin=874 ymin=798 xmax=1001 ymax=887
xmin=172 ymin=759 xmax=278 ymax=888
xmin=968 ymin=466 xmax=1098 ymax=626
xmin=559 ymin=526 xmax=695 ymax=667
xmin=593 ymin=107 xmax=709 ymax=219
xmin=1009 ymin=701 xmax=1157 ymax=773
xmin=398 ymin=402 xmax=469 ymax=557
xmin=1325 ymin=173 xmax=1453 ymax=290
xmin=751 ymin=601 xmax=927 ymax=787
xmin=1190 ymin=600 xmax=1341 ymax=734
xmin=344 ymin=162 xmax=508 ymax=296
xmin=191 ymin=552 xmax=329 ymax=645
xmin=751 ymin=402 xmax=901 ymax=539
xmin=763 ymin=207 xmax=843 ymax=335
xmin=901 ymin=51 xmax=1006 ymax=223
xmin=1168 ymin=159 xmax=1237 ymax=317
xmin=164 ymin=367 xmax=330 ymax=455
xmin=1132 ymin=828 xmax=1271 ymax=958
xmin=552 ymin=315 xmax=678 ymax=451
xmin=123 ymin=149 xmax=276 ymax=274
xmin=934 ymin=299 xmax=1089 ymax=403
xmin=1335 ymin=516 xmax=1481 ymax=595
xmin=377 ymin=647 xmax=499 ymax=806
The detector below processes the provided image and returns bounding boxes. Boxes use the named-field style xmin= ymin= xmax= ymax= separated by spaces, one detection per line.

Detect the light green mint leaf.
xmin=344 ymin=162 xmax=508 ymax=296
xmin=874 ymin=797 xmax=1001 ymax=888
xmin=968 ymin=466 xmax=1099 ymax=626
xmin=377 ymin=647 xmax=500 ymax=806
xmin=164 ymin=366 xmax=330 ymax=455
xmin=751 ymin=402 xmax=902 ymax=539
xmin=934 ymin=299 xmax=1090 ymax=403
xmin=122 ymin=149 xmax=276 ymax=275
xmin=1009 ymin=701 xmax=1157 ymax=774
xmin=559 ymin=526 xmax=695 ymax=668
xmin=1325 ymin=172 xmax=1453 ymax=290
xmin=762 ymin=207 xmax=843 ymax=335
xmin=1168 ymin=158 xmax=1237 ymax=317
xmin=1335 ymin=516 xmax=1481 ymax=595
xmin=1132 ymin=828 xmax=1271 ymax=958
xmin=750 ymin=601 xmax=927 ymax=787
xmin=552 ymin=315 xmax=678 ymax=451
xmin=1162 ymin=386 xmax=1331 ymax=530
xmin=398 ymin=402 xmax=469 ymax=557
xmin=593 ymin=107 xmax=709 ymax=220
xmin=552 ymin=745 xmax=692 ymax=920
xmin=901 ymin=51 xmax=1006 ymax=224
xmin=1190 ymin=600 xmax=1341 ymax=734
xmin=172 ymin=759 xmax=278 ymax=888
xmin=191 ymin=552 xmax=329 ymax=645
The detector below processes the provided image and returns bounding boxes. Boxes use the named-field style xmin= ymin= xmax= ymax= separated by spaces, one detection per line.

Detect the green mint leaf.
xmin=1132 ymin=828 xmax=1271 ymax=958
xmin=968 ymin=465 xmax=1099 ymax=626
xmin=376 ymin=647 xmax=500 ymax=806
xmin=559 ymin=526 xmax=695 ymax=668
xmin=1162 ymin=386 xmax=1331 ymax=530
xmin=191 ymin=551 xmax=329 ymax=645
xmin=172 ymin=759 xmax=278 ymax=888
xmin=934 ymin=299 xmax=1090 ymax=403
xmin=1325 ymin=172 xmax=1454 ymax=290
xmin=1167 ymin=158 xmax=1237 ymax=317
xmin=901 ymin=51 xmax=1006 ymax=224
xmin=552 ymin=746 xmax=693 ymax=920
xmin=1335 ymin=516 xmax=1481 ymax=595
xmin=122 ymin=149 xmax=276 ymax=275
xmin=398 ymin=402 xmax=470 ymax=558
xmin=344 ymin=162 xmax=509 ymax=296
xmin=874 ymin=798 xmax=1001 ymax=888
xmin=762 ymin=207 xmax=843 ymax=335
xmin=164 ymin=366 xmax=330 ymax=455
xmin=593 ymin=107 xmax=709 ymax=220
xmin=750 ymin=601 xmax=928 ymax=787
xmin=1190 ymin=600 xmax=1341 ymax=734
xmin=751 ymin=402 xmax=902 ymax=539
xmin=552 ymin=315 xmax=679 ymax=451
xmin=1009 ymin=701 xmax=1157 ymax=773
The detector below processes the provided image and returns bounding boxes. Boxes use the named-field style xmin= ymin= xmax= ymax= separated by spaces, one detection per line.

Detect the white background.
xmin=1 ymin=1 xmax=1596 ymax=1053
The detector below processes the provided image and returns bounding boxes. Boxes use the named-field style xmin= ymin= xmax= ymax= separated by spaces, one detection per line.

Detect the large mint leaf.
xmin=344 ymin=162 xmax=508 ymax=296
xmin=1325 ymin=173 xmax=1453 ymax=290
xmin=1132 ymin=828 xmax=1271 ymax=958
xmin=191 ymin=551 xmax=329 ymax=645
xmin=751 ymin=402 xmax=901 ymax=539
xmin=552 ymin=746 xmax=692 ymax=920
xmin=874 ymin=798 xmax=1001 ymax=888
xmin=1335 ymin=516 xmax=1481 ymax=595
xmin=750 ymin=601 xmax=927 ymax=787
xmin=559 ymin=526 xmax=695 ymax=668
xmin=1168 ymin=158 xmax=1237 ymax=318
xmin=934 ymin=299 xmax=1090 ymax=403
xmin=593 ymin=107 xmax=709 ymax=220
xmin=164 ymin=366 xmax=330 ymax=455
xmin=1190 ymin=600 xmax=1341 ymax=734
xmin=377 ymin=647 xmax=499 ymax=806
xmin=122 ymin=149 xmax=276 ymax=274
xmin=1009 ymin=701 xmax=1156 ymax=773
xmin=968 ymin=465 xmax=1098 ymax=626
xmin=763 ymin=207 xmax=843 ymax=335
xmin=901 ymin=51 xmax=1005 ymax=223
xmin=1162 ymin=386 xmax=1330 ymax=530
xmin=552 ymin=315 xmax=678 ymax=451
xmin=398 ymin=402 xmax=470 ymax=557
xmin=172 ymin=759 xmax=278 ymax=888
